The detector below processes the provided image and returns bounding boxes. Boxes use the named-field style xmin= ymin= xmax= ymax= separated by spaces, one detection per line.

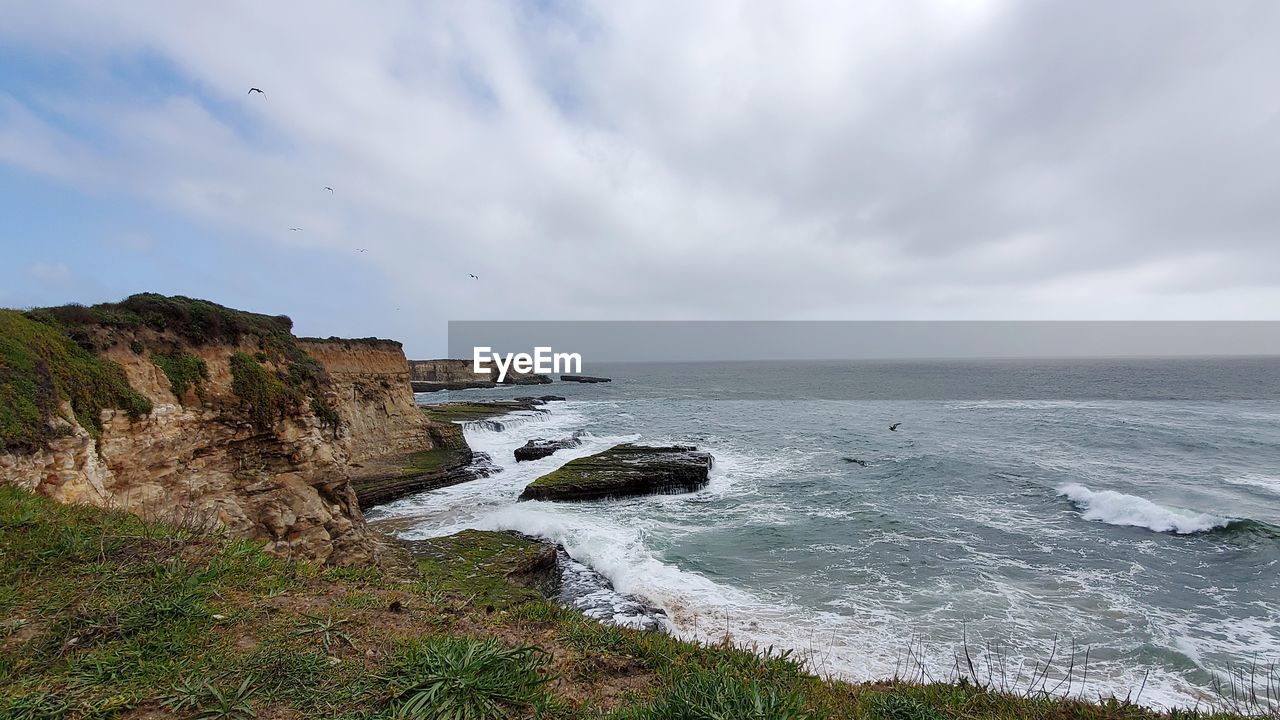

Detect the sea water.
xmin=365 ymin=358 xmax=1280 ymax=710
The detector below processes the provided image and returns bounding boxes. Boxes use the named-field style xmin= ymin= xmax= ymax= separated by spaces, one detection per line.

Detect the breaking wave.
xmin=1058 ymin=483 xmax=1230 ymax=535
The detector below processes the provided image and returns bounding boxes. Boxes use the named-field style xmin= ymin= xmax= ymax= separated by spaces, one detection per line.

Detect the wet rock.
xmin=560 ymin=375 xmax=611 ymax=383
xmin=514 ymin=435 xmax=582 ymax=462
xmin=519 ymin=443 xmax=713 ymax=502
xmin=556 ymin=551 xmax=667 ymax=631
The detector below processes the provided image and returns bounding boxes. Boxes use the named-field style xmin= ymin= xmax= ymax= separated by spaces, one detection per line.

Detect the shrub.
xmin=151 ymin=350 xmax=209 ymax=403
xmin=27 ymin=293 xmax=293 ymax=348
xmin=0 ymin=310 xmax=152 ymax=453
xmin=229 ymin=352 xmax=298 ymax=431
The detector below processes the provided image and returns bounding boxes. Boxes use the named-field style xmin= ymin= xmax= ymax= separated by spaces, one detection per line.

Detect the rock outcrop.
xmin=405 ymin=529 xmax=561 ymax=597
xmin=0 ymin=296 xmax=468 ymax=565
xmin=519 ymin=444 xmax=713 ymax=502
xmin=560 ymin=375 xmax=611 ymax=383
xmin=408 ymin=359 xmax=552 ymax=392
xmin=298 ymin=339 xmax=485 ymax=511
xmin=514 ymin=435 xmax=583 ymax=462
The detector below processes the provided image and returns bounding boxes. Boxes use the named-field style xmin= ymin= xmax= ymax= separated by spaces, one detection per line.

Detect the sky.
xmin=1 ymin=1 xmax=1278 ymax=358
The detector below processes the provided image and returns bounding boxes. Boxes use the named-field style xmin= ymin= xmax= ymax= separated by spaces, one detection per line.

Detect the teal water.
xmin=367 ymin=358 xmax=1280 ymax=709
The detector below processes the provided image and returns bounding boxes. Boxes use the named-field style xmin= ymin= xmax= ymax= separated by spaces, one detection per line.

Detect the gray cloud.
xmin=1 ymin=1 xmax=1278 ymax=355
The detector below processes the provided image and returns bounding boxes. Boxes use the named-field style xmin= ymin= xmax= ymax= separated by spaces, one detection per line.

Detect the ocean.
xmin=365 ymin=358 xmax=1280 ymax=710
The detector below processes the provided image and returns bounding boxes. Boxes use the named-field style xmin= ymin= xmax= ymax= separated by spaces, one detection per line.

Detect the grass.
xmin=381 ymin=637 xmax=553 ymax=719
xmin=0 ymin=485 xmax=1266 ymax=719
xmin=0 ymin=310 xmax=152 ymax=453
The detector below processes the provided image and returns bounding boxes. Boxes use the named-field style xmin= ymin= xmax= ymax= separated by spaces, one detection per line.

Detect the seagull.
xmin=248 ymin=87 xmax=265 ymax=95
xmin=889 ymin=423 xmax=901 ymax=432
xmin=324 ymin=186 xmax=334 ymax=193
xmin=469 ymin=273 xmax=479 ymax=280
xmin=356 ymin=248 xmax=368 ymax=253
xmin=288 ymin=227 xmax=302 ymax=232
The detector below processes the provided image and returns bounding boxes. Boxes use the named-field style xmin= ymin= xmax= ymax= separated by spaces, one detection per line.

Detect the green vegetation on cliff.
xmin=3 ymin=294 xmax=343 ymax=446
xmin=26 ymin=293 xmax=295 ymax=350
xmin=150 ymin=350 xmax=209 ymax=403
xmin=228 ymin=351 xmax=338 ymax=431
xmin=0 ymin=310 xmax=152 ymax=453
xmin=0 ymin=486 xmax=1258 ymax=720
xmin=229 ymin=351 xmax=298 ymax=430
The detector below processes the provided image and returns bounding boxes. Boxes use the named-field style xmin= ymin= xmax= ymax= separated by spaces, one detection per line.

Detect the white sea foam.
xmin=1058 ymin=483 xmax=1229 ymax=534
xmin=1223 ymin=473 xmax=1280 ymax=494
xmin=370 ymin=400 xmax=1231 ymax=711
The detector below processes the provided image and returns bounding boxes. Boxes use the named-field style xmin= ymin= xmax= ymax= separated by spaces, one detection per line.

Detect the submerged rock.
xmin=519 ymin=443 xmax=713 ymax=502
xmin=514 ymin=435 xmax=583 ymax=462
xmin=560 ymin=375 xmax=611 ymax=383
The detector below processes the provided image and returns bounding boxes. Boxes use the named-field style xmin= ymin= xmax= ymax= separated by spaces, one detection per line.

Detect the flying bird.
xmin=288 ymin=227 xmax=302 ymax=232
xmin=469 ymin=273 xmax=479 ymax=280
xmin=324 ymin=186 xmax=334 ymax=193
xmin=889 ymin=423 xmax=901 ymax=432
xmin=356 ymin=248 xmax=368 ymax=253
xmin=248 ymin=87 xmax=265 ymax=95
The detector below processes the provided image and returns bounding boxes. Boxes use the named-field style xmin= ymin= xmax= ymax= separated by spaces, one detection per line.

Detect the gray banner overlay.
xmin=447 ymin=321 xmax=1280 ymax=400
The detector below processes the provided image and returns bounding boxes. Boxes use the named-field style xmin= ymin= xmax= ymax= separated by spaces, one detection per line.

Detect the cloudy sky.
xmin=1 ymin=1 xmax=1278 ymax=356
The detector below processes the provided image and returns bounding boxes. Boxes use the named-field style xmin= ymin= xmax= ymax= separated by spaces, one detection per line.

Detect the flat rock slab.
xmin=560 ymin=375 xmax=611 ymax=383
xmin=515 ymin=435 xmax=583 ymax=462
xmin=519 ymin=443 xmax=713 ymax=502
xmin=404 ymin=529 xmax=560 ymax=598
xmin=420 ymin=399 xmax=548 ymax=424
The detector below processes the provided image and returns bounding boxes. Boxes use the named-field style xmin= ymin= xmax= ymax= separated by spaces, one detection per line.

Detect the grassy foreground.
xmin=0 ymin=486 xmax=1251 ymax=720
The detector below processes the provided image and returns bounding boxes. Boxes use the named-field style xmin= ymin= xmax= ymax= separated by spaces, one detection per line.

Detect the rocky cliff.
xmin=0 ymin=295 xmax=458 ymax=565
xmin=408 ymin=358 xmax=551 ymax=391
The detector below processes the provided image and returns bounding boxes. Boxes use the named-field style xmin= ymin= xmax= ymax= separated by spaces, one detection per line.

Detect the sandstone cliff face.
xmin=298 ymin=339 xmax=433 ymax=462
xmin=0 ymin=325 xmax=446 ymax=566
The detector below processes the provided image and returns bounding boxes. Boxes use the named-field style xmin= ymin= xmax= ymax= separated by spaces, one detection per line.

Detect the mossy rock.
xmin=420 ymin=399 xmax=546 ymax=424
xmin=407 ymin=529 xmax=559 ymax=603
xmin=519 ymin=444 xmax=713 ymax=502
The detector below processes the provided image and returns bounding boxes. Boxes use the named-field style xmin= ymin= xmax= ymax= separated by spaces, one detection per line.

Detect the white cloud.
xmin=1 ymin=0 xmax=1278 ymax=327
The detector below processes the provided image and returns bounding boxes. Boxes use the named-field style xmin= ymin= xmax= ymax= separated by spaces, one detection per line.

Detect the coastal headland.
xmin=0 ymin=294 xmax=1244 ymax=718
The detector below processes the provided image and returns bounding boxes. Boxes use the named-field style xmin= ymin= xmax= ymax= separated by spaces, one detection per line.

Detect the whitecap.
xmin=1057 ymin=483 xmax=1229 ymax=534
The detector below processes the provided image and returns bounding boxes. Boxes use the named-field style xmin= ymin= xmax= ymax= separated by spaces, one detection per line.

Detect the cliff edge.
xmin=0 ymin=294 xmax=450 ymax=565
